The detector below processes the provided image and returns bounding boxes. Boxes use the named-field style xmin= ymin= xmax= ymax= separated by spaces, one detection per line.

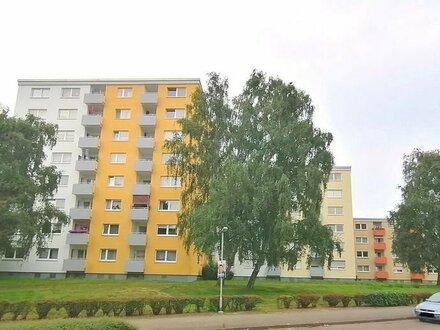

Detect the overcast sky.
xmin=1 ymin=0 xmax=439 ymax=218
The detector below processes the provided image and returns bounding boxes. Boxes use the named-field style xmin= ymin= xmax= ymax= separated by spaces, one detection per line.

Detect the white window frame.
xmin=157 ymin=225 xmax=178 ymax=236
xmin=160 ymin=176 xmax=181 ymax=187
xmin=329 ymin=173 xmax=342 ymax=181
xmin=155 ymin=250 xmax=177 ymax=263
xmin=327 ymin=224 xmax=344 ymax=233
xmin=356 ymin=251 xmax=369 ymax=258
xmin=326 ymin=189 xmax=342 ymax=198
xmin=52 ymin=152 xmax=72 ymax=164
xmin=50 ymin=222 xmax=62 ymax=234
xmin=38 ymin=248 xmax=59 ymax=260
xmin=70 ymin=248 xmax=87 ymax=260
xmin=115 ymin=109 xmax=131 ymax=119
xmin=159 ymin=200 xmax=180 ymax=211
xmin=31 ymin=88 xmax=50 ymax=98
xmin=167 ymin=87 xmax=186 ymax=97
xmin=105 ymin=199 xmax=121 ymax=211
xmin=58 ymin=109 xmax=77 ymax=120
xmin=113 ymin=130 xmax=129 ymax=141
xmin=57 ymin=130 xmax=75 ymax=142
xmin=117 ymin=88 xmax=133 ymax=98
xmin=355 ymin=223 xmax=367 ymax=230
xmin=102 ymin=224 xmax=119 ymax=235
xmin=28 ymin=109 xmax=47 ymax=118
xmin=328 ymin=206 xmax=343 ymax=216
xmin=100 ymin=249 xmax=117 ymax=261
xmin=165 ymin=108 xmax=186 ymax=119
xmin=164 ymin=131 xmax=182 ymax=141
xmin=2 ymin=248 xmax=25 ymax=260
xmin=61 ymin=88 xmax=80 ymax=98
xmin=55 ymin=199 xmax=66 ymax=210
xmin=357 ymin=265 xmax=370 ymax=272
xmin=107 ymin=176 xmax=124 ymax=187
xmin=110 ymin=153 xmax=127 ymax=164
xmin=59 ymin=175 xmax=69 ymax=186
xmin=355 ymin=237 xmax=368 ymax=244
xmin=330 ymin=260 xmax=346 ymax=270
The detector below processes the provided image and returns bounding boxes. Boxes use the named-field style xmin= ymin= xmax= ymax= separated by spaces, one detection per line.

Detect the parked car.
xmin=415 ymin=292 xmax=440 ymax=322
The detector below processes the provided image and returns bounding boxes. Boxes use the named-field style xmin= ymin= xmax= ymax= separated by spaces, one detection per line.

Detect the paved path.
xmin=127 ymin=306 xmax=416 ymax=330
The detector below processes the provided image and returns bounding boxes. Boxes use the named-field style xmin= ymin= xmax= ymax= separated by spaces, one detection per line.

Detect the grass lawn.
xmin=0 ymin=277 xmax=438 ymax=312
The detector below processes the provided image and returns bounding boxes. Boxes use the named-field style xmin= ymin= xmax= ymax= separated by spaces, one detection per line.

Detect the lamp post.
xmin=218 ymin=226 xmax=228 ymax=314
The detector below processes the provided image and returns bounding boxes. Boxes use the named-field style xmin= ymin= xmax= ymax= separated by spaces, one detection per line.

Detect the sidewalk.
xmin=127 ymin=306 xmax=416 ymax=330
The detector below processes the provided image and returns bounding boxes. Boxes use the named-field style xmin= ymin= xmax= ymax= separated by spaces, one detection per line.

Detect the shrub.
xmin=124 ymin=298 xmax=145 ymax=316
xmin=353 ymin=294 xmax=365 ymax=307
xmin=148 ymin=297 xmax=167 ymax=315
xmin=0 ymin=301 xmax=10 ymax=320
xmin=341 ymin=295 xmax=352 ymax=307
xmin=83 ymin=299 xmax=100 ymax=317
xmin=110 ymin=299 xmax=125 ymax=316
xmin=201 ymin=260 xmax=217 ymax=280
xmin=99 ymin=301 xmax=113 ymax=316
xmin=226 ymin=270 xmax=234 ymax=280
xmin=35 ymin=300 xmax=55 ymax=319
xmin=323 ymin=294 xmax=342 ymax=307
xmin=364 ymin=292 xmax=411 ymax=307
xmin=63 ymin=300 xmax=84 ymax=318
xmin=3 ymin=318 xmax=137 ymax=330
xmin=277 ymin=295 xmax=294 ymax=309
xmin=294 ymin=294 xmax=321 ymax=308
xmin=242 ymin=295 xmax=262 ymax=311
xmin=188 ymin=297 xmax=205 ymax=312
xmin=206 ymin=296 xmax=231 ymax=312
xmin=171 ymin=297 xmax=190 ymax=314
xmin=409 ymin=292 xmax=433 ymax=304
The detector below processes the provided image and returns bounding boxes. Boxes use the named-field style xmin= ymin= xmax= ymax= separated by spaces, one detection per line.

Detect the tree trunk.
xmin=246 ymin=264 xmax=261 ymax=289
xmin=437 ymin=271 xmax=440 ymax=286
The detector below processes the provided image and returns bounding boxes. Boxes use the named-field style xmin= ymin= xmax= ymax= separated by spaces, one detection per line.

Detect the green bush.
xmin=353 ymin=294 xmax=365 ymax=306
xmin=99 ymin=301 xmax=113 ymax=316
xmin=206 ymin=296 xmax=231 ymax=312
xmin=7 ymin=301 xmax=32 ymax=320
xmin=201 ymin=260 xmax=217 ymax=280
xmin=323 ymin=294 xmax=342 ymax=307
xmin=35 ymin=300 xmax=54 ymax=319
xmin=226 ymin=270 xmax=234 ymax=280
xmin=0 ymin=301 xmax=10 ymax=319
xmin=341 ymin=295 xmax=352 ymax=307
xmin=63 ymin=300 xmax=84 ymax=318
xmin=277 ymin=295 xmax=294 ymax=309
xmin=242 ymin=295 xmax=262 ymax=311
xmin=294 ymin=294 xmax=321 ymax=308
xmin=409 ymin=292 xmax=433 ymax=304
xmin=0 ymin=318 xmax=137 ymax=330
xmin=110 ymin=299 xmax=125 ymax=316
xmin=364 ymin=292 xmax=411 ymax=307
xmin=171 ymin=297 xmax=190 ymax=314
xmin=188 ymin=297 xmax=205 ymax=312
xmin=148 ymin=297 xmax=167 ymax=315
xmin=123 ymin=298 xmax=145 ymax=316
xmin=83 ymin=299 xmax=100 ymax=317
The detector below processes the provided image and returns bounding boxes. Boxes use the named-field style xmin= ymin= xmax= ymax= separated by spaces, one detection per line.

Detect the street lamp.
xmin=218 ymin=226 xmax=228 ymax=314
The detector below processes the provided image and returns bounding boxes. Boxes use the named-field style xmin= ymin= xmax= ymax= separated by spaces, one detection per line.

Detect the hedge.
xmin=0 ymin=318 xmax=136 ymax=330
xmin=363 ymin=292 xmax=411 ymax=307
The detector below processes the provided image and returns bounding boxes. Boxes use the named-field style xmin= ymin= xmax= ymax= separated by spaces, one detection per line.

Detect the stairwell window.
xmin=357 ymin=265 xmax=370 ymax=272
xmin=58 ymin=109 xmax=77 ymax=120
xmin=356 ymin=251 xmax=369 ymax=258
xmin=57 ymin=130 xmax=75 ymax=142
xmin=326 ymin=190 xmax=342 ymax=198
xmin=105 ymin=199 xmax=121 ymax=211
xmin=155 ymin=250 xmax=176 ymax=262
xmin=160 ymin=176 xmax=181 ymax=187
xmin=327 ymin=224 xmax=344 ymax=233
xmin=159 ymin=200 xmax=180 ymax=211
xmin=103 ymin=224 xmax=119 ymax=235
xmin=328 ymin=206 xmax=343 ymax=215
xmin=115 ymin=109 xmax=131 ymax=119
xmin=61 ymin=88 xmax=80 ymax=98
xmin=52 ymin=152 xmax=72 ymax=164
xmin=38 ymin=248 xmax=59 ymax=260
xmin=110 ymin=153 xmax=127 ymax=164
xmin=100 ymin=249 xmax=117 ymax=261
xmin=28 ymin=109 xmax=47 ymax=118
xmin=329 ymin=173 xmax=342 ymax=181
xmin=355 ymin=237 xmax=368 ymax=244
xmin=157 ymin=225 xmax=178 ymax=236
xmin=108 ymin=176 xmax=124 ymax=187
xmin=117 ymin=88 xmax=132 ymax=98
xmin=167 ymin=87 xmax=186 ymax=97
xmin=31 ymin=88 xmax=50 ymax=98
xmin=113 ymin=131 xmax=129 ymax=141
xmin=355 ymin=223 xmax=367 ymax=230
xmin=164 ymin=131 xmax=182 ymax=141
xmin=165 ymin=108 xmax=186 ymax=119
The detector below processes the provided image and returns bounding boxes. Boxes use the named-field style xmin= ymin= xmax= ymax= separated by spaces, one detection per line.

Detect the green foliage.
xmin=409 ymin=292 xmax=433 ymax=304
xmin=124 ymin=298 xmax=145 ymax=316
xmin=170 ymin=297 xmax=190 ymax=314
xmin=35 ymin=300 xmax=54 ymax=319
xmin=83 ymin=299 xmax=100 ymax=317
xmin=187 ymin=297 xmax=205 ymax=312
xmin=63 ymin=300 xmax=84 ymax=318
xmin=147 ymin=297 xmax=166 ymax=315
xmin=0 ymin=318 xmax=137 ymax=330
xmin=353 ymin=294 xmax=365 ymax=306
xmin=277 ymin=295 xmax=294 ymax=309
xmin=0 ymin=108 xmax=68 ymax=255
xmin=99 ymin=301 xmax=113 ymax=316
xmin=166 ymin=71 xmax=335 ymax=288
xmin=341 ymin=295 xmax=352 ymax=307
xmin=205 ymin=295 xmax=261 ymax=312
xmin=0 ymin=301 xmax=10 ymax=319
xmin=363 ymin=292 xmax=411 ymax=306
xmin=323 ymin=294 xmax=342 ymax=307
xmin=388 ymin=149 xmax=440 ymax=284
xmin=225 ymin=270 xmax=234 ymax=280
xmin=201 ymin=260 xmax=217 ymax=280
xmin=294 ymin=294 xmax=321 ymax=308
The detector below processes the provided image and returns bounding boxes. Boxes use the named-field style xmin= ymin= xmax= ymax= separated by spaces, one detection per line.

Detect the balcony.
xmin=374 ymin=242 xmax=386 ymax=250
xmin=81 ymin=114 xmax=102 ymax=128
xmin=125 ymin=260 xmax=144 ymax=273
xmin=138 ymin=114 xmax=156 ymax=127
xmin=136 ymin=137 xmax=154 ymax=150
xmin=411 ymin=273 xmax=425 ymax=280
xmin=66 ymin=232 xmax=89 ymax=245
xmin=375 ymin=271 xmax=389 ymax=280
xmin=140 ymin=92 xmax=158 ymax=105
xmin=135 ymin=160 xmax=153 ymax=173
xmin=78 ymin=137 xmax=99 ymax=150
xmin=72 ymin=183 xmax=94 ymax=196
xmin=131 ymin=208 xmax=149 ymax=221
xmin=75 ymin=160 xmax=97 ymax=174
xmin=373 ymin=228 xmax=385 ymax=236
xmin=63 ymin=259 xmax=86 ymax=272
xmin=70 ymin=208 xmax=91 ymax=220
xmin=84 ymin=93 xmax=105 ymax=105
xmin=374 ymin=256 xmax=387 ymax=265
xmin=132 ymin=184 xmax=151 ymax=195
xmin=127 ymin=233 xmax=147 ymax=246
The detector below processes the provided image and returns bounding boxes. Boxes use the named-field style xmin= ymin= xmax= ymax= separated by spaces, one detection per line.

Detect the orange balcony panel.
xmin=375 ymin=271 xmax=389 ymax=279
xmin=411 ymin=273 xmax=424 ymax=280
xmin=375 ymin=256 xmax=387 ymax=264
xmin=373 ymin=228 xmax=385 ymax=236
xmin=374 ymin=242 xmax=386 ymax=250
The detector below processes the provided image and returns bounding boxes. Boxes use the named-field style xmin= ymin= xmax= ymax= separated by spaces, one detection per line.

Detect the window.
xmin=327 ymin=224 xmax=344 ymax=233
xmin=59 ymin=175 xmax=69 ymax=186
xmin=329 ymin=173 xmax=341 ymax=181
xmin=355 ymin=237 xmax=368 ymax=244
xmin=117 ymin=88 xmax=133 ymax=98
xmin=61 ymin=88 xmax=80 ymax=98
xmin=393 ymin=267 xmax=404 ymax=273
xmin=108 ymin=176 xmax=124 ymax=187
xmin=31 ymin=88 xmax=50 ymax=98
xmin=357 ymin=265 xmax=370 ymax=272
xmin=167 ymin=87 xmax=186 ymax=97
xmin=51 ymin=222 xmax=62 ymax=234
xmin=57 ymin=130 xmax=75 ymax=142
xmin=373 ymin=222 xmax=383 ymax=229
xmin=161 ymin=153 xmax=180 ymax=164
xmin=28 ymin=109 xmax=47 ymax=118
xmin=113 ymin=130 xmax=129 ymax=141
xmin=100 ymin=249 xmax=117 ymax=261
xmin=330 ymin=260 xmax=345 ymax=270
xmin=356 ymin=251 xmax=369 ymax=258
xmin=157 ymin=225 xmax=178 ymax=236
xmin=155 ymin=250 xmax=177 ymax=262
xmin=115 ymin=109 xmax=131 ymax=119
xmin=103 ymin=224 xmax=119 ymax=235
xmin=328 ymin=206 xmax=343 ymax=215
xmin=159 ymin=200 xmax=180 ymax=211
xmin=52 ymin=152 xmax=72 ymax=164
xmin=164 ymin=130 xmax=182 ymax=141
xmin=3 ymin=248 xmax=25 ymax=259
xmin=105 ymin=199 xmax=121 ymax=211
xmin=70 ymin=249 xmax=87 ymax=260
xmin=38 ymin=248 xmax=59 ymax=260
xmin=110 ymin=153 xmax=127 ymax=164
xmin=165 ymin=108 xmax=186 ymax=119
xmin=55 ymin=199 xmax=66 ymax=210
xmin=326 ymin=190 xmax=342 ymax=198
xmin=355 ymin=223 xmax=367 ymax=230
xmin=374 ymin=236 xmax=384 ymax=243
xmin=58 ymin=109 xmax=77 ymax=120
xmin=160 ymin=176 xmax=181 ymax=187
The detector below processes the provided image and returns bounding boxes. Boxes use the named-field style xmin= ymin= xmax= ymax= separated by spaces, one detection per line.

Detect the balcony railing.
xmin=62 ymin=259 xmax=86 ymax=272
xmin=127 ymin=233 xmax=147 ymax=246
xmin=374 ymin=256 xmax=387 ymax=264
xmin=136 ymin=137 xmax=154 ymax=149
xmin=66 ymin=232 xmax=89 ymax=245
xmin=140 ymin=92 xmax=158 ymax=104
xmin=130 ymin=208 xmax=149 ymax=221
xmin=135 ymin=160 xmax=153 ymax=172
xmin=75 ymin=160 xmax=97 ymax=173
xmin=375 ymin=271 xmax=389 ymax=280
xmin=72 ymin=183 xmax=94 ymax=196
xmin=410 ymin=273 xmax=425 ymax=280
xmin=138 ymin=114 xmax=156 ymax=127
xmin=84 ymin=93 xmax=105 ymax=105
xmin=374 ymin=242 xmax=386 ymax=250
xmin=78 ymin=137 xmax=99 ymax=149
xmin=69 ymin=208 xmax=91 ymax=220
xmin=132 ymin=183 xmax=151 ymax=195
xmin=81 ymin=114 xmax=102 ymax=127
xmin=372 ymin=228 xmax=385 ymax=236
xmin=125 ymin=260 xmax=144 ymax=273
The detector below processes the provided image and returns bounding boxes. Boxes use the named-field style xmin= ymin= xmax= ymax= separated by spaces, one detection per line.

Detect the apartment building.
xmin=233 ymin=166 xmax=357 ymax=281
xmin=0 ymin=79 xmax=202 ymax=280
xmin=353 ymin=218 xmax=437 ymax=283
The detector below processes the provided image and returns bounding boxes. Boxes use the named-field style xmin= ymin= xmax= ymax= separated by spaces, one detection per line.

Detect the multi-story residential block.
xmin=0 ymin=79 xmax=202 ymax=280
xmin=353 ymin=218 xmax=437 ymax=283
